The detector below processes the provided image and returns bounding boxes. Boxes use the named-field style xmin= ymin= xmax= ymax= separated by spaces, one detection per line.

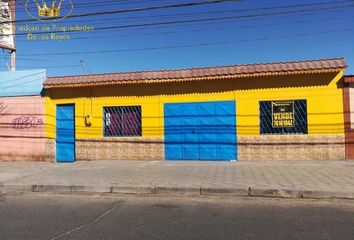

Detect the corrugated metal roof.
xmin=44 ymin=58 xmax=347 ymax=88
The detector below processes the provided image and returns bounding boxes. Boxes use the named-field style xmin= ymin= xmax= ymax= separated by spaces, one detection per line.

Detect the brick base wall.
xmin=238 ymin=135 xmax=345 ymax=161
xmin=75 ymin=137 xmax=164 ymax=161
xmin=46 ymin=135 xmax=345 ymax=162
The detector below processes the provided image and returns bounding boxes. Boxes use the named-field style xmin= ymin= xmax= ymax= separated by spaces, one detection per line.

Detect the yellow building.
xmin=43 ymin=58 xmax=347 ymax=162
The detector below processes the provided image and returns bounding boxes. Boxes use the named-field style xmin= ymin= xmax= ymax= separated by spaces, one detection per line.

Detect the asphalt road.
xmin=0 ymin=193 xmax=354 ymax=240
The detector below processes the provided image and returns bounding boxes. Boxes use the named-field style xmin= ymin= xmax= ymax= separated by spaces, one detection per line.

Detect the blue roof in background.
xmin=0 ymin=69 xmax=46 ymax=97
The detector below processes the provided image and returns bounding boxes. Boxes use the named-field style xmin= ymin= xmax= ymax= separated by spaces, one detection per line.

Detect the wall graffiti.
xmin=12 ymin=116 xmax=44 ymax=129
xmin=0 ymin=96 xmax=46 ymax=161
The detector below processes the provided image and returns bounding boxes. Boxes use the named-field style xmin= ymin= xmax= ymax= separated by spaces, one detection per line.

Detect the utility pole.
xmin=10 ymin=0 xmax=15 ymax=71
xmin=0 ymin=0 xmax=16 ymax=71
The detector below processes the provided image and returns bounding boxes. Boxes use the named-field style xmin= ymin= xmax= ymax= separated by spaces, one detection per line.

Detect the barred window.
xmin=260 ymin=100 xmax=308 ymax=134
xmin=103 ymin=106 xmax=142 ymax=137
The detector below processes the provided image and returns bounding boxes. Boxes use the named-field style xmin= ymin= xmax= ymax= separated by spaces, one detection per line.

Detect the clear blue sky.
xmin=1 ymin=0 xmax=354 ymax=76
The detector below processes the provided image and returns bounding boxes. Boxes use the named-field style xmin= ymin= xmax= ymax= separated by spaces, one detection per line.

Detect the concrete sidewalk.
xmin=1 ymin=160 xmax=354 ymax=199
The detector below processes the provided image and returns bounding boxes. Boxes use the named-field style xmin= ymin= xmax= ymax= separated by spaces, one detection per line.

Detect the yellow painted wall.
xmin=45 ymin=71 xmax=345 ymax=139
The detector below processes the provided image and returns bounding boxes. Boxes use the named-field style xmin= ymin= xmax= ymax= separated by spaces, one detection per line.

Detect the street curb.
xmin=1 ymin=183 xmax=354 ymax=200
xmin=33 ymin=184 xmax=72 ymax=193
xmin=200 ymin=187 xmax=249 ymax=196
xmin=71 ymin=185 xmax=113 ymax=193
xmin=112 ymin=186 xmax=154 ymax=194
xmin=155 ymin=186 xmax=201 ymax=195
xmin=301 ymin=190 xmax=354 ymax=199
xmin=0 ymin=184 xmax=34 ymax=192
xmin=249 ymin=187 xmax=302 ymax=198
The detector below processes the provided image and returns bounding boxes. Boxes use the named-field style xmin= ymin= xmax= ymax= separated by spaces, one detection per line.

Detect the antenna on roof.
xmin=80 ymin=60 xmax=91 ymax=74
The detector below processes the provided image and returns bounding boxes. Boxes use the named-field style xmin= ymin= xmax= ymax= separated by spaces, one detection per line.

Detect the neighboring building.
xmin=0 ymin=69 xmax=47 ymax=161
xmin=344 ymin=75 xmax=354 ymax=159
xmin=43 ymin=58 xmax=347 ymax=162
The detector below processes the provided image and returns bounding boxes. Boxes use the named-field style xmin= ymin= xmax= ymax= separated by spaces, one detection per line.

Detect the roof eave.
xmin=43 ymin=68 xmax=345 ymax=89
xmin=344 ymin=78 xmax=354 ymax=83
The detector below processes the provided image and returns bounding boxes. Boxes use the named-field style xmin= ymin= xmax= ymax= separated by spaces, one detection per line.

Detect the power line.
xmin=17 ymin=27 xmax=354 ymax=56
xmin=5 ymin=3 xmax=354 ymax=37
xmin=14 ymin=0 xmax=354 ymax=25
xmin=11 ymin=0 xmax=168 ymax=8
xmin=0 ymin=64 xmax=81 ymax=69
xmin=14 ymin=12 xmax=353 ymax=43
xmin=0 ymin=71 xmax=45 ymax=85
xmin=10 ymin=0 xmax=354 ymax=34
xmin=2 ymin=1 xmax=351 ymax=67
xmin=12 ymin=6 xmax=352 ymax=43
xmin=1 ymin=0 xmax=241 ymax=24
xmin=3 ymin=77 xmax=47 ymax=89
xmin=13 ymin=0 xmax=171 ymax=13
xmin=14 ymin=0 xmax=26 ymax=7
xmin=0 ymin=56 xmax=59 ymax=62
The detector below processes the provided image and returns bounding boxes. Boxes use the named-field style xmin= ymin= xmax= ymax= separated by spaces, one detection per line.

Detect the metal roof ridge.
xmin=46 ymin=57 xmax=346 ymax=79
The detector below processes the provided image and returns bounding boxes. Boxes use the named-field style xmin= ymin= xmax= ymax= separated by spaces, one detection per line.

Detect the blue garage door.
xmin=56 ymin=105 xmax=75 ymax=162
xmin=164 ymin=101 xmax=237 ymax=161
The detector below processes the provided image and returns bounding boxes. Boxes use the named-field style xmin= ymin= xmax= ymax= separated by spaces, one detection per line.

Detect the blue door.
xmin=164 ymin=101 xmax=237 ymax=161
xmin=56 ymin=105 xmax=75 ymax=162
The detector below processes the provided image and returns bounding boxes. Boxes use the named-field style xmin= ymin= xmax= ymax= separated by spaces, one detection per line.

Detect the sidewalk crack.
xmin=48 ymin=201 xmax=122 ymax=240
